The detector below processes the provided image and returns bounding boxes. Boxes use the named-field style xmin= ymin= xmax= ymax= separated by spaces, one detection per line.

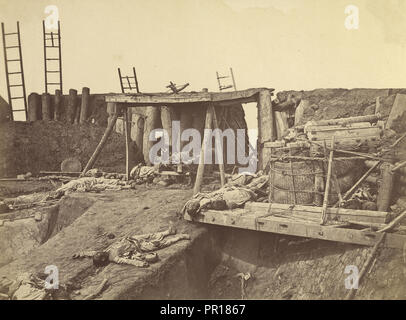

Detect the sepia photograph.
xmin=0 ymin=0 xmax=406 ymax=307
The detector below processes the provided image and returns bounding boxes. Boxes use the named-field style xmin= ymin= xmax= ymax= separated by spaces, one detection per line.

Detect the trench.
xmin=131 ymin=225 xmax=405 ymax=300
xmin=0 ymin=194 xmax=96 ymax=267
xmin=1 ymin=194 xmax=405 ymax=299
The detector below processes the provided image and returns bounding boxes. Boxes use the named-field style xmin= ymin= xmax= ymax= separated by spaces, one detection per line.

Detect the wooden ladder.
xmin=118 ymin=67 xmax=140 ymax=94
xmin=1 ymin=22 xmax=27 ymax=121
xmin=216 ymin=67 xmax=237 ymax=91
xmin=43 ymin=20 xmax=63 ymax=93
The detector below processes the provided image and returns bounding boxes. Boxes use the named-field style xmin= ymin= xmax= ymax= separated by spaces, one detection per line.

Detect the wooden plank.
xmin=105 ymin=88 xmax=273 ymax=106
xmin=244 ymin=202 xmax=389 ymax=224
xmin=299 ymin=114 xmax=383 ymax=129
xmin=305 ymin=122 xmax=373 ymax=132
xmin=185 ymin=209 xmax=406 ymax=249
xmin=307 ymin=127 xmax=381 ymax=141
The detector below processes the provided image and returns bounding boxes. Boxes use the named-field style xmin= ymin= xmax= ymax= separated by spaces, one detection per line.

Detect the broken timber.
xmin=184 ymin=207 xmax=406 ymax=249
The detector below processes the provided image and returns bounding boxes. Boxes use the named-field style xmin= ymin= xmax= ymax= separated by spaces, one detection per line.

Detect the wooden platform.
xmin=105 ymin=88 xmax=274 ymax=107
xmin=184 ymin=203 xmax=406 ymax=249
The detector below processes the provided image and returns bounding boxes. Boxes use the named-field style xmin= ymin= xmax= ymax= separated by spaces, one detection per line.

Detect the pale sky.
xmin=1 ymin=0 xmax=406 ymax=124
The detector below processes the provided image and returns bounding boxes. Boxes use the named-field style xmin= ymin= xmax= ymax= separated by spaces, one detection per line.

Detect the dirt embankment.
xmin=0 ymin=195 xmax=95 ymax=267
xmin=277 ymin=88 xmax=406 ymax=125
xmin=207 ymin=228 xmax=406 ymax=299
xmin=0 ymin=121 xmax=133 ymax=177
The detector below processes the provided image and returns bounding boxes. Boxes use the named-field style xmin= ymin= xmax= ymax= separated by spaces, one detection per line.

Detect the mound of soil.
xmin=277 ymin=88 xmax=406 ymax=125
xmin=0 ymin=121 xmax=133 ymax=177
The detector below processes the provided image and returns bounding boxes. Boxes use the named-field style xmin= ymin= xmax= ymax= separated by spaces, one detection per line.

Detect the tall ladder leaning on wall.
xmin=43 ymin=20 xmax=63 ymax=94
xmin=1 ymin=21 xmax=28 ymax=121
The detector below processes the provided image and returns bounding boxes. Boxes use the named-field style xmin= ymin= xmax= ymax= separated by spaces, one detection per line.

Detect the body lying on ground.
xmin=73 ymin=225 xmax=190 ymax=267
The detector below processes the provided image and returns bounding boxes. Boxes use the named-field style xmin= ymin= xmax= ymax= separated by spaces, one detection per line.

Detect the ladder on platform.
xmin=1 ymin=22 xmax=27 ymax=121
xmin=43 ymin=20 xmax=62 ymax=93
xmin=117 ymin=67 xmax=139 ymax=93
xmin=216 ymin=67 xmax=237 ymax=91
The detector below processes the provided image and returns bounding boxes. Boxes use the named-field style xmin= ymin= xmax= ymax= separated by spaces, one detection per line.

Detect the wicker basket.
xmin=269 ymin=159 xmax=362 ymax=206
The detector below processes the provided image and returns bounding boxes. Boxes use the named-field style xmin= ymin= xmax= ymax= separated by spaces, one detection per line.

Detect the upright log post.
xmin=160 ymin=106 xmax=174 ymax=151
xmin=257 ymin=89 xmax=274 ymax=170
xmin=67 ymin=89 xmax=78 ymax=124
xmin=131 ymin=112 xmax=144 ymax=156
xmin=80 ymin=87 xmax=90 ymax=124
xmin=27 ymin=93 xmax=41 ymax=121
xmin=41 ymin=93 xmax=52 ymax=120
xmin=193 ymin=104 xmax=213 ymax=195
xmin=143 ymin=106 xmax=160 ymax=165
xmin=123 ymin=107 xmax=131 ymax=180
xmin=53 ymin=89 xmax=62 ymax=121
xmin=81 ymin=102 xmax=120 ymax=176
xmin=377 ymin=162 xmax=395 ymax=211
xmin=74 ymin=99 xmax=81 ymax=124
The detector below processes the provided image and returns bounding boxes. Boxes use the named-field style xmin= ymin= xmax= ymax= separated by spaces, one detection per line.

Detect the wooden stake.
xmin=81 ymin=104 xmax=119 ymax=176
xmin=210 ymin=104 xmax=226 ymax=187
xmin=123 ymin=107 xmax=131 ymax=180
xmin=193 ymin=104 xmax=213 ymax=195
xmin=345 ymin=232 xmax=385 ymax=300
xmin=321 ymin=137 xmax=335 ymax=225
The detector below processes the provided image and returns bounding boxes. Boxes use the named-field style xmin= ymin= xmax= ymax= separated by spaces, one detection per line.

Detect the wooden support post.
xmin=193 ymin=104 xmax=214 ymax=195
xmin=160 ymin=106 xmax=174 ymax=151
xmin=67 ymin=89 xmax=78 ymax=124
xmin=123 ymin=107 xmax=131 ymax=180
xmin=80 ymin=87 xmax=90 ymax=124
xmin=210 ymin=104 xmax=226 ymax=187
xmin=257 ymin=89 xmax=274 ymax=170
xmin=27 ymin=93 xmax=41 ymax=121
xmin=81 ymin=103 xmax=120 ymax=176
xmin=41 ymin=93 xmax=52 ymax=120
xmin=53 ymin=89 xmax=62 ymax=121
xmin=321 ymin=137 xmax=335 ymax=225
xmin=377 ymin=162 xmax=395 ymax=212
xmin=345 ymin=232 xmax=386 ymax=300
